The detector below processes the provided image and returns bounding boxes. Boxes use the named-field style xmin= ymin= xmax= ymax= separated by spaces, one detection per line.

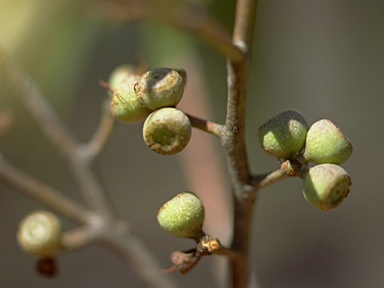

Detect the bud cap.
xmin=303 ymin=164 xmax=351 ymax=211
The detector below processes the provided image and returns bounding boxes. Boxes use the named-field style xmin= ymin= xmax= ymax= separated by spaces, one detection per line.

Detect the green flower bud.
xmin=157 ymin=192 xmax=205 ymax=240
xmin=143 ymin=107 xmax=191 ymax=155
xmin=17 ymin=210 xmax=62 ymax=257
xmin=108 ymin=64 xmax=137 ymax=92
xmin=134 ymin=68 xmax=186 ymax=110
xmin=303 ymin=119 xmax=352 ymax=165
xmin=303 ymin=164 xmax=351 ymax=212
xmin=258 ymin=110 xmax=309 ymax=159
xmin=111 ymin=76 xmax=152 ymax=123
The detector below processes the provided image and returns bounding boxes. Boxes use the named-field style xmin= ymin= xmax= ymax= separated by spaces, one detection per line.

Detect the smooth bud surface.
xmin=134 ymin=68 xmax=186 ymax=110
xmin=303 ymin=164 xmax=351 ymax=211
xmin=17 ymin=210 xmax=62 ymax=257
xmin=303 ymin=119 xmax=352 ymax=164
xmin=111 ymin=77 xmax=152 ymax=123
xmin=143 ymin=107 xmax=191 ymax=155
xmin=157 ymin=192 xmax=205 ymax=240
xmin=258 ymin=110 xmax=309 ymax=159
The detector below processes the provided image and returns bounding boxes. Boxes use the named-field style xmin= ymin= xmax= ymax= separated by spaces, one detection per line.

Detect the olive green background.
xmin=1 ymin=1 xmax=383 ymax=287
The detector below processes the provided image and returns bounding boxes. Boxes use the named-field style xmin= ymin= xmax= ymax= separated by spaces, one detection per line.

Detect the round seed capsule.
xmin=143 ymin=107 xmax=191 ymax=155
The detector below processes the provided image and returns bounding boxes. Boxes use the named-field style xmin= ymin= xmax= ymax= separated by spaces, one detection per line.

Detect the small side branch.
xmin=186 ymin=113 xmax=223 ymax=137
xmin=1 ymin=50 xmax=115 ymax=219
xmin=78 ymin=99 xmax=115 ymax=163
xmin=1 ymin=50 xmax=79 ymax=156
xmin=0 ymin=153 xmax=93 ymax=225
xmin=102 ymin=224 xmax=179 ymax=288
xmin=252 ymin=168 xmax=289 ymax=190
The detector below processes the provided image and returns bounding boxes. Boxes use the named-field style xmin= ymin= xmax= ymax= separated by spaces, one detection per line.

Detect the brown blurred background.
xmin=1 ymin=1 xmax=383 ymax=287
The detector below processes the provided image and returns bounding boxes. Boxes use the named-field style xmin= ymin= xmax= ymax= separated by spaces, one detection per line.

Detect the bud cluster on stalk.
xmin=258 ymin=110 xmax=353 ymax=211
xmin=107 ymin=65 xmax=190 ymax=155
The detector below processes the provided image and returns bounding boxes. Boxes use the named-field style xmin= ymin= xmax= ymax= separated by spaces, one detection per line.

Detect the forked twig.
xmin=0 ymin=49 xmax=178 ymax=288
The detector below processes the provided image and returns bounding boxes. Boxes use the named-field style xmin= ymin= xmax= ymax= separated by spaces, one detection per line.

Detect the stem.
xmin=1 ymin=49 xmax=178 ymax=286
xmin=186 ymin=113 xmax=223 ymax=137
xmin=0 ymin=153 xmax=93 ymax=225
xmin=221 ymin=0 xmax=258 ymax=287
xmin=101 ymin=223 xmax=179 ymax=288
xmin=79 ymin=99 xmax=115 ymax=163
xmin=252 ymin=169 xmax=289 ymax=190
xmin=1 ymin=50 xmax=115 ymax=219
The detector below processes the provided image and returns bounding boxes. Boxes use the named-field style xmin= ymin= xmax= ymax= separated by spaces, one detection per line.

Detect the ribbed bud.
xmin=303 ymin=119 xmax=352 ymax=165
xmin=157 ymin=192 xmax=205 ymax=240
xmin=143 ymin=107 xmax=191 ymax=155
xmin=111 ymin=76 xmax=152 ymax=123
xmin=134 ymin=68 xmax=186 ymax=110
xmin=303 ymin=164 xmax=351 ymax=211
xmin=17 ymin=211 xmax=62 ymax=257
xmin=258 ymin=110 xmax=309 ymax=159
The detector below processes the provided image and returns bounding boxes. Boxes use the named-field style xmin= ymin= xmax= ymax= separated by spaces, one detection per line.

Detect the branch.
xmin=0 ymin=153 xmax=93 ymax=225
xmin=101 ymin=223 xmax=179 ymax=288
xmin=186 ymin=113 xmax=223 ymax=137
xmin=78 ymin=99 xmax=115 ymax=163
xmin=1 ymin=49 xmax=178 ymax=287
xmin=0 ymin=50 xmax=79 ymax=156
xmin=220 ymin=0 xmax=258 ymax=287
xmin=95 ymin=0 xmax=245 ymax=62
xmin=0 ymin=49 xmax=115 ymax=219
xmin=252 ymin=169 xmax=289 ymax=190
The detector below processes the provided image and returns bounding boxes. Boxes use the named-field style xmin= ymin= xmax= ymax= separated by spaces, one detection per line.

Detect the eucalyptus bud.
xmin=258 ymin=110 xmax=309 ymax=159
xmin=108 ymin=64 xmax=138 ymax=92
xmin=303 ymin=164 xmax=351 ymax=212
xmin=157 ymin=192 xmax=205 ymax=241
xmin=134 ymin=68 xmax=186 ymax=110
xmin=303 ymin=119 xmax=352 ymax=165
xmin=111 ymin=76 xmax=152 ymax=123
xmin=17 ymin=210 xmax=62 ymax=257
xmin=143 ymin=107 xmax=191 ymax=155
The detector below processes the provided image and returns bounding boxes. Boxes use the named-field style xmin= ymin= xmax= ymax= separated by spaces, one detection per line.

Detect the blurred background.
xmin=1 ymin=0 xmax=383 ymax=287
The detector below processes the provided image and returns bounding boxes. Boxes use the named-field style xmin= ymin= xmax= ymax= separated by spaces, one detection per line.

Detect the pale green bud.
xmin=258 ymin=110 xmax=309 ymax=159
xmin=303 ymin=164 xmax=351 ymax=211
xmin=157 ymin=192 xmax=205 ymax=240
xmin=111 ymin=76 xmax=152 ymax=123
xmin=303 ymin=119 xmax=352 ymax=165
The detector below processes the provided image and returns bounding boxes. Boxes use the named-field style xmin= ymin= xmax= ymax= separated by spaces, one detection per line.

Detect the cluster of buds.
xmin=108 ymin=66 xmax=190 ymax=155
xmin=258 ymin=110 xmax=353 ymax=211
